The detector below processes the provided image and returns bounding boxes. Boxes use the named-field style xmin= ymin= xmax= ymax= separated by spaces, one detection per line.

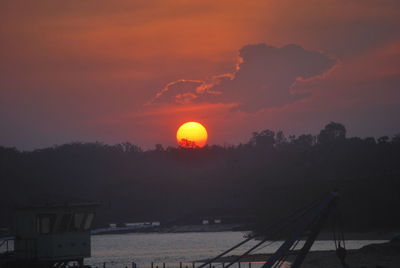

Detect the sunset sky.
xmin=1 ymin=0 xmax=399 ymax=150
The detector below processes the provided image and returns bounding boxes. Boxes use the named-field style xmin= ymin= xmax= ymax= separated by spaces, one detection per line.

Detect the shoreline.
xmin=316 ymin=230 xmax=397 ymax=241
xmin=91 ymin=224 xmax=247 ymax=235
xmin=92 ymin=224 xmax=398 ymax=241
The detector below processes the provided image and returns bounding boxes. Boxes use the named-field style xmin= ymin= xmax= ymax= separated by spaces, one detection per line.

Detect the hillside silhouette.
xmin=1 ymin=122 xmax=399 ymax=231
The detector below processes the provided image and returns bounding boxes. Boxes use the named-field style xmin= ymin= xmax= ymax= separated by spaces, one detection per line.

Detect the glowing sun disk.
xmin=176 ymin=122 xmax=208 ymax=148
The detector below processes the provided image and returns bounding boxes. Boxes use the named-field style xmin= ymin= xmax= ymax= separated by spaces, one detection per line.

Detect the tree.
xmin=392 ymin=133 xmax=400 ymax=144
xmin=378 ymin=136 xmax=389 ymax=144
xmin=154 ymin=144 xmax=164 ymax=152
xmin=178 ymin=139 xmax=199 ymax=148
xmin=293 ymin=134 xmax=315 ymax=149
xmin=275 ymin=131 xmax=287 ymax=148
xmin=250 ymin=130 xmax=275 ymax=149
xmin=120 ymin=142 xmax=142 ymax=153
xmin=317 ymin=122 xmax=346 ymax=145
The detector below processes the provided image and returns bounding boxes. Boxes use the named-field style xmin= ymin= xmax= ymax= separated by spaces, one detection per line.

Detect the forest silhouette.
xmin=1 ymin=122 xmax=399 ymax=231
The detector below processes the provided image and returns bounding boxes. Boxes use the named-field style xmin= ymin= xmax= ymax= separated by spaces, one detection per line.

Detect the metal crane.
xmin=198 ymin=191 xmax=342 ymax=268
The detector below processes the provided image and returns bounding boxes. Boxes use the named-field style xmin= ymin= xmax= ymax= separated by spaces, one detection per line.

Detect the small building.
xmin=2 ymin=203 xmax=98 ymax=268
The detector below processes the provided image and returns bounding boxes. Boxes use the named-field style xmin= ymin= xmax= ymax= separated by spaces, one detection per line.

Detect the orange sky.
xmin=0 ymin=0 xmax=399 ymax=149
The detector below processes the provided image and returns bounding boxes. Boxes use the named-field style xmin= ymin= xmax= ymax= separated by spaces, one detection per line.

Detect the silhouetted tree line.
xmin=1 ymin=122 xmax=400 ymax=231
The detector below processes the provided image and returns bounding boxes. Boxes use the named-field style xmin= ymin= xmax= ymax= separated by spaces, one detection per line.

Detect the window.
xmin=83 ymin=213 xmax=94 ymax=230
xmin=36 ymin=214 xmax=55 ymax=234
xmin=71 ymin=212 xmax=85 ymax=231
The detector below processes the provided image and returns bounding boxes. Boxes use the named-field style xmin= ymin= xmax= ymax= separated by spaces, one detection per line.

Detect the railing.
xmin=0 ymin=237 xmax=37 ymax=260
xmin=0 ymin=237 xmax=14 ymax=253
xmin=90 ymin=261 xmax=273 ymax=268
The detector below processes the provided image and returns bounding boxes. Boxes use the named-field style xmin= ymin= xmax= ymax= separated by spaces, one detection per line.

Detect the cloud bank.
xmin=153 ymin=43 xmax=336 ymax=111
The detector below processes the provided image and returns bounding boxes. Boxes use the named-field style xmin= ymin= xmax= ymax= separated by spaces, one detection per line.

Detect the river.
xmin=87 ymin=231 xmax=386 ymax=267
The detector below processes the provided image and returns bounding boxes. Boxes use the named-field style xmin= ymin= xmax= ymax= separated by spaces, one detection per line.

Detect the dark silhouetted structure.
xmin=0 ymin=203 xmax=98 ymax=268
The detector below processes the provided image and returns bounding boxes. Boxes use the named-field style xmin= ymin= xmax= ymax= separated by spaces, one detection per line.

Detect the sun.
xmin=176 ymin=122 xmax=208 ymax=148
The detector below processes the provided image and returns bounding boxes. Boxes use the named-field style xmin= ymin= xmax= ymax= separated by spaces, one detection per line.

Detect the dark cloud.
xmin=154 ymin=43 xmax=336 ymax=111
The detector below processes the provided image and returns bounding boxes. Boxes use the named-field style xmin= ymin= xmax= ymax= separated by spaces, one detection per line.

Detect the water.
xmin=87 ymin=232 xmax=386 ymax=267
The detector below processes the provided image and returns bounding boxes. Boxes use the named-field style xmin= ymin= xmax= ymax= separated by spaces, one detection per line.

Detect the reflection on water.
xmin=88 ymin=231 xmax=386 ymax=267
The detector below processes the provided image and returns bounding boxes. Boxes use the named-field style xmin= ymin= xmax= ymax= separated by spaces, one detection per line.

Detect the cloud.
xmin=153 ymin=43 xmax=336 ymax=111
xmin=153 ymin=79 xmax=203 ymax=104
